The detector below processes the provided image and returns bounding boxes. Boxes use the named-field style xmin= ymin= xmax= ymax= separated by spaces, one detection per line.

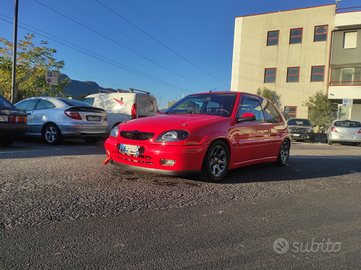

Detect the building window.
xmin=330 ymin=67 xmax=361 ymax=86
xmin=311 ymin=66 xmax=325 ymax=82
xmin=264 ymin=68 xmax=276 ymax=83
xmin=290 ymin=28 xmax=302 ymax=44
xmin=314 ymin=25 xmax=328 ymax=42
xmin=284 ymin=106 xmax=297 ymax=120
xmin=287 ymin=67 xmax=300 ymax=82
xmin=343 ymin=32 xmax=357 ymax=49
xmin=267 ymin=30 xmax=279 ymax=46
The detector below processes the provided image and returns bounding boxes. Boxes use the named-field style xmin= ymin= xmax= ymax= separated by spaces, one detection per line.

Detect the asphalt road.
xmin=1 ymin=138 xmax=361 ymax=269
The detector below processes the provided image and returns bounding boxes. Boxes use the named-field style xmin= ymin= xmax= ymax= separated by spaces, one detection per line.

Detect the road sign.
xmin=342 ymin=99 xmax=353 ymax=108
xmin=46 ymin=70 xmax=59 ymax=86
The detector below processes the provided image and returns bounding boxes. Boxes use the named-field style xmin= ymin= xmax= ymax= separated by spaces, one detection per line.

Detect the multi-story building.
xmin=231 ymin=4 xmax=361 ymax=121
xmin=329 ymin=8 xmax=361 ymax=120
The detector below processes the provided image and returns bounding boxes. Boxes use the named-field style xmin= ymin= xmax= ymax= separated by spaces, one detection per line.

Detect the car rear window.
xmin=59 ymin=98 xmax=92 ymax=107
xmin=0 ymin=95 xmax=15 ymax=109
xmin=334 ymin=121 xmax=361 ymax=127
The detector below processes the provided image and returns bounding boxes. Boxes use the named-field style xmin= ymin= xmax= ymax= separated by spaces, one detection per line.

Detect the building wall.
xmin=231 ymin=4 xmax=336 ymax=119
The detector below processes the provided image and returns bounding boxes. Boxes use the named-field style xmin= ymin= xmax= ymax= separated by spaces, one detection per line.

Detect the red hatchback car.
xmin=104 ymin=92 xmax=291 ymax=182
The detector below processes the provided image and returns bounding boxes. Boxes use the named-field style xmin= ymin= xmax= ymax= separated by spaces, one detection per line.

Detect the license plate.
xmin=292 ymin=134 xmax=300 ymax=137
xmin=86 ymin=116 xmax=100 ymax=121
xmin=0 ymin=115 xmax=8 ymax=122
xmin=120 ymin=144 xmax=140 ymax=155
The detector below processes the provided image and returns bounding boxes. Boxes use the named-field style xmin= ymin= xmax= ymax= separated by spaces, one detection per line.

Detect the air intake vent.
xmin=120 ymin=130 xmax=155 ymax=140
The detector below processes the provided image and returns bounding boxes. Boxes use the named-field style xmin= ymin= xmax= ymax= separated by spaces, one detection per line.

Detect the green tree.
xmin=0 ymin=34 xmax=70 ymax=103
xmin=256 ymin=87 xmax=282 ymax=109
xmin=303 ymin=90 xmax=337 ymax=128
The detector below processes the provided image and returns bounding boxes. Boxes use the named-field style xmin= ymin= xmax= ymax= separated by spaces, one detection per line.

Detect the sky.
xmin=1 ymin=0 xmax=360 ymax=108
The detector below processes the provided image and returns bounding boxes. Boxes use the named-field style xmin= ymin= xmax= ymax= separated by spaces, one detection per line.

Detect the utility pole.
xmin=11 ymin=0 xmax=19 ymax=103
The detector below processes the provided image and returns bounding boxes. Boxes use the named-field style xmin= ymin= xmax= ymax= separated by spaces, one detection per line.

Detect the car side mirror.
xmin=237 ymin=113 xmax=256 ymax=123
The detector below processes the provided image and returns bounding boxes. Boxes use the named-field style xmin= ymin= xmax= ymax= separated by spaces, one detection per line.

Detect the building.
xmin=329 ymin=8 xmax=361 ymax=120
xmin=231 ymin=4 xmax=361 ymax=121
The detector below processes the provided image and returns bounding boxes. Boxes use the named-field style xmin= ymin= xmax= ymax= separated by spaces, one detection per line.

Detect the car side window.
xmin=16 ymin=99 xmax=38 ymax=111
xmin=83 ymin=98 xmax=95 ymax=106
xmin=238 ymin=95 xmax=265 ymax=122
xmin=262 ymin=100 xmax=281 ymax=123
xmin=35 ymin=100 xmax=56 ymax=110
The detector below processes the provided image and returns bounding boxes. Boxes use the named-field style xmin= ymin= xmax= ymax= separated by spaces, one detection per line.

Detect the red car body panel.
xmin=104 ymin=91 xmax=291 ymax=177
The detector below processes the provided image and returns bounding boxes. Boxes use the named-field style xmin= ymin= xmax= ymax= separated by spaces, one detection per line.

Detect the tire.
xmin=0 ymin=136 xmax=15 ymax=147
xmin=198 ymin=140 xmax=229 ymax=182
xmin=274 ymin=139 xmax=289 ymax=166
xmin=43 ymin=123 xmax=63 ymax=145
xmin=84 ymin=136 xmax=101 ymax=143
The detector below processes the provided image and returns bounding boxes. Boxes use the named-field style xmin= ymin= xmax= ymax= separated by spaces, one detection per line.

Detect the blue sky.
xmin=1 ymin=0 xmax=359 ymax=108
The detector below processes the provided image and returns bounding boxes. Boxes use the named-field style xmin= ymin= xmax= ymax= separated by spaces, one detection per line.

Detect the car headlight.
xmin=155 ymin=130 xmax=189 ymax=142
xmin=110 ymin=126 xmax=119 ymax=138
xmin=306 ymin=128 xmax=313 ymax=133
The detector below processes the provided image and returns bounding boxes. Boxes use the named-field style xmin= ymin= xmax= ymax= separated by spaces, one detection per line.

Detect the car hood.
xmin=119 ymin=113 xmax=226 ymax=131
xmin=288 ymin=125 xmax=311 ymax=129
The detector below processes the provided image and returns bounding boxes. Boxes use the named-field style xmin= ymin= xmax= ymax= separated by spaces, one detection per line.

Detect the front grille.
xmin=120 ymin=130 xmax=155 ymax=140
xmin=290 ymin=128 xmax=305 ymax=134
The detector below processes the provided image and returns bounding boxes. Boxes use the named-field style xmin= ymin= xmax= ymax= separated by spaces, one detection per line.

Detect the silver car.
xmin=15 ymin=97 xmax=108 ymax=144
xmin=328 ymin=119 xmax=361 ymax=146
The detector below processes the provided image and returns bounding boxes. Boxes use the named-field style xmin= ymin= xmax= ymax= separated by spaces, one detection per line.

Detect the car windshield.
xmin=0 ymin=95 xmax=15 ymax=109
xmin=334 ymin=121 xmax=361 ymax=127
xmin=287 ymin=119 xmax=311 ymax=126
xmin=59 ymin=98 xmax=92 ymax=107
xmin=163 ymin=93 xmax=237 ymax=117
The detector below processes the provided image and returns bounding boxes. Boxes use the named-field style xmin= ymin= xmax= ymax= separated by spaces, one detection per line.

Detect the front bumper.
xmin=289 ymin=132 xmax=314 ymax=141
xmin=104 ymin=137 xmax=207 ymax=174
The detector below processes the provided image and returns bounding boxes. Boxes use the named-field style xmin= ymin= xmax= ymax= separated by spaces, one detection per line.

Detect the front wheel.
xmin=43 ymin=123 xmax=63 ymax=145
xmin=274 ymin=140 xmax=289 ymax=166
xmin=198 ymin=141 xmax=229 ymax=182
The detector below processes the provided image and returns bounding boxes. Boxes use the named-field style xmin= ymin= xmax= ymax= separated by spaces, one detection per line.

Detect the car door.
xmin=30 ymin=99 xmax=57 ymax=134
xmin=15 ymin=99 xmax=39 ymax=134
xmin=261 ymin=98 xmax=287 ymax=156
xmin=231 ymin=94 xmax=271 ymax=165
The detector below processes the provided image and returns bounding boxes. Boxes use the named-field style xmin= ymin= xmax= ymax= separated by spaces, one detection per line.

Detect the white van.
xmin=83 ymin=89 xmax=158 ymax=133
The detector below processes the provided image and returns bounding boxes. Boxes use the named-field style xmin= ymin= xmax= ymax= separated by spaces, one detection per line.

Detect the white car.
xmin=327 ymin=119 xmax=361 ymax=146
xmin=15 ymin=97 xmax=108 ymax=144
xmin=83 ymin=89 xmax=158 ymax=133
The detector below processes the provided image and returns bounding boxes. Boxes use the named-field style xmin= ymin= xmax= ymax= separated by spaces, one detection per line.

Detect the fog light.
xmin=160 ymin=159 xmax=176 ymax=166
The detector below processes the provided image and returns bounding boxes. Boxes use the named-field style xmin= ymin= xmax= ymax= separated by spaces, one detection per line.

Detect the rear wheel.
xmin=0 ymin=135 xmax=15 ymax=147
xmin=43 ymin=123 xmax=63 ymax=145
xmin=274 ymin=140 xmax=289 ymax=166
xmin=198 ymin=141 xmax=229 ymax=182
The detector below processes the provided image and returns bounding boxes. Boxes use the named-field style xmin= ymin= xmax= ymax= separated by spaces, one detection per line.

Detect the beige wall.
xmin=231 ymin=5 xmax=336 ymax=118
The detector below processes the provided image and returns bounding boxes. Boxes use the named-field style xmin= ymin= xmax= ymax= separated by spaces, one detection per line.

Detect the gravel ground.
xmin=1 ymin=142 xmax=361 ymax=229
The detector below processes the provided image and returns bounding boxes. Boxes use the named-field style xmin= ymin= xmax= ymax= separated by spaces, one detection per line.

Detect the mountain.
xmin=61 ymin=74 xmax=116 ymax=98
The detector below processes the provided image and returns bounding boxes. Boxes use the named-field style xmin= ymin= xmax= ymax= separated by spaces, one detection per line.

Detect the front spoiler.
xmin=106 ymin=158 xmax=200 ymax=177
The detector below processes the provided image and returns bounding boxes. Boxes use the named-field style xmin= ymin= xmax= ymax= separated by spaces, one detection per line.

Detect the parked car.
xmin=103 ymin=91 xmax=291 ymax=182
xmin=0 ymin=94 xmax=29 ymax=146
xmin=287 ymin=118 xmax=314 ymax=142
xmin=15 ymin=97 xmax=108 ymax=145
xmin=327 ymin=119 xmax=361 ymax=146
xmin=83 ymin=89 xmax=157 ymax=133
